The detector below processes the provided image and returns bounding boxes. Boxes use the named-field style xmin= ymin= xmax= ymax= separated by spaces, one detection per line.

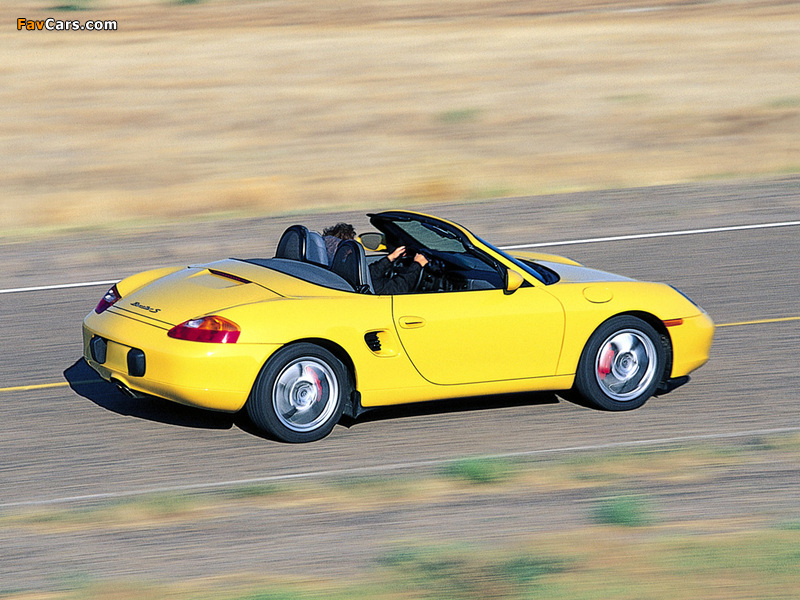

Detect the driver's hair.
xmin=322 ymin=223 xmax=356 ymax=240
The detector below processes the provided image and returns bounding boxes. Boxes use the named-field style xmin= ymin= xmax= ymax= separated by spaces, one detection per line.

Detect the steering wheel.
xmin=388 ymin=248 xmax=414 ymax=275
xmin=412 ymin=257 xmax=426 ymax=292
xmin=387 ymin=248 xmax=444 ymax=292
xmin=386 ymin=247 xmax=424 ymax=291
xmin=411 ymin=250 xmax=445 ymax=292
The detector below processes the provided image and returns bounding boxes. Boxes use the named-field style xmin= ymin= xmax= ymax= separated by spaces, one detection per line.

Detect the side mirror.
xmin=504 ymin=269 xmax=525 ymax=294
xmin=358 ymin=232 xmax=386 ymax=252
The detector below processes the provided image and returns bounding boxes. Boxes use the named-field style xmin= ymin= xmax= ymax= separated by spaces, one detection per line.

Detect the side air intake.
xmin=364 ymin=332 xmax=381 ymax=352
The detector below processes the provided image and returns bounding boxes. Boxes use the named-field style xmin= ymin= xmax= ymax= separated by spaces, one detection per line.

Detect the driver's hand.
xmin=414 ymin=253 xmax=429 ymax=268
xmin=387 ymin=246 xmax=406 ymax=262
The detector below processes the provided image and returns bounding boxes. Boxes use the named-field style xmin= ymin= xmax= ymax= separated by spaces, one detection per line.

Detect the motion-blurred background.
xmin=3 ymin=3 xmax=800 ymax=600
xmin=4 ymin=0 xmax=798 ymax=232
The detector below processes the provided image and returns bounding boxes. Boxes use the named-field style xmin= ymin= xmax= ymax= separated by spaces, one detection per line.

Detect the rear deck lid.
xmin=109 ymin=262 xmax=281 ymax=327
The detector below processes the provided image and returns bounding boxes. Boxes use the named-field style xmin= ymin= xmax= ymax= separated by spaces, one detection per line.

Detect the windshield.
xmin=391 ymin=220 xmax=469 ymax=253
xmin=370 ymin=212 xmax=555 ymax=285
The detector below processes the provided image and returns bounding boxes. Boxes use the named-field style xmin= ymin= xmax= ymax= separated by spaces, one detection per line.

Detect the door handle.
xmin=398 ymin=316 xmax=426 ymax=329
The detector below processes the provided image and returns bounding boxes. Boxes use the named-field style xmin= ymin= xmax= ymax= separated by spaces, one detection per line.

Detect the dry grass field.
xmin=4 ymin=436 xmax=800 ymax=599
xmin=3 ymin=0 xmax=799 ymax=232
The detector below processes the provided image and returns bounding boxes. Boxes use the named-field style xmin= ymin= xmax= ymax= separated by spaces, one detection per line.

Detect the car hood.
xmin=537 ymin=261 xmax=635 ymax=284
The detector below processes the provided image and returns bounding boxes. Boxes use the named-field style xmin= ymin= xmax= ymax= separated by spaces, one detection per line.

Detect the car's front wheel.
xmin=574 ymin=316 xmax=666 ymax=411
xmin=247 ymin=343 xmax=348 ymax=443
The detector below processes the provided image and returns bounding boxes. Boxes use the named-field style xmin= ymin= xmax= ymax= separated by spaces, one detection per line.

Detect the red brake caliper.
xmin=305 ymin=366 xmax=323 ymax=402
xmin=598 ymin=345 xmax=615 ymax=380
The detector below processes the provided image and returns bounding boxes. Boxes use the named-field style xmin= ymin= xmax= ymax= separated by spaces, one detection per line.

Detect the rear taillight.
xmin=167 ymin=316 xmax=241 ymax=344
xmin=95 ymin=284 xmax=121 ymax=314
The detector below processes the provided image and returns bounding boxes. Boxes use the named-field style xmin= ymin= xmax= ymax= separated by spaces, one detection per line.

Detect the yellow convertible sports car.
xmin=83 ymin=211 xmax=714 ymax=442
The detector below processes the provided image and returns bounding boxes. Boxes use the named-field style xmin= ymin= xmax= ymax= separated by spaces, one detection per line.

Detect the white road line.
xmin=3 ymin=425 xmax=799 ymax=509
xmin=0 ymin=280 xmax=118 ymax=295
xmin=501 ymin=220 xmax=800 ymax=250
xmin=1 ymin=220 xmax=799 ymax=295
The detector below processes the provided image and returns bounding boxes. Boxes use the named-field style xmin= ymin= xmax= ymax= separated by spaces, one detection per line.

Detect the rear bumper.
xmin=83 ymin=312 xmax=279 ymax=412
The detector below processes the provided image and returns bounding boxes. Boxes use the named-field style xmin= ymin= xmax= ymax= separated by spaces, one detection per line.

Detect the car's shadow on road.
xmin=64 ymin=359 xmax=239 ymax=431
xmin=65 ymin=358 xmax=565 ymax=439
xmin=339 ymin=391 xmax=562 ymax=429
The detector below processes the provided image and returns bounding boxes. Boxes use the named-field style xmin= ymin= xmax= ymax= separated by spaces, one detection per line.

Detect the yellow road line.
xmin=1 ymin=316 xmax=798 ymax=394
xmin=1 ymin=382 xmax=69 ymax=392
xmin=0 ymin=380 xmax=101 ymax=393
xmin=716 ymin=316 xmax=800 ymax=328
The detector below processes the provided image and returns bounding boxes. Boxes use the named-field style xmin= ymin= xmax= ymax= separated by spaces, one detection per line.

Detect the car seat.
xmin=330 ymin=240 xmax=373 ymax=293
xmin=275 ymin=225 xmax=329 ymax=267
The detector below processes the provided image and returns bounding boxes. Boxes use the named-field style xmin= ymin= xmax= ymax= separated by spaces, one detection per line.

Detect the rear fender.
xmin=116 ymin=266 xmax=187 ymax=297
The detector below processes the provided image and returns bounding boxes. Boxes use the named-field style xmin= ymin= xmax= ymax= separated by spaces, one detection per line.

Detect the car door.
xmin=392 ymin=286 xmax=565 ymax=385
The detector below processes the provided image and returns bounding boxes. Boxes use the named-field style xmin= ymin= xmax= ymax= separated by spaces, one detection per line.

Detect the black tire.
xmin=574 ymin=316 xmax=666 ymax=411
xmin=247 ymin=343 xmax=349 ymax=443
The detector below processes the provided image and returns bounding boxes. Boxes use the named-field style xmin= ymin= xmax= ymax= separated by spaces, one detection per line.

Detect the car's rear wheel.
xmin=574 ymin=316 xmax=666 ymax=411
xmin=247 ymin=343 xmax=348 ymax=443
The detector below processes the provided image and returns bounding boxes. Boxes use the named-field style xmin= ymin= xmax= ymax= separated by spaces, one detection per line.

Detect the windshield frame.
xmin=369 ymin=211 xmax=473 ymax=252
xmin=369 ymin=211 xmax=552 ymax=286
xmin=476 ymin=238 xmax=551 ymax=285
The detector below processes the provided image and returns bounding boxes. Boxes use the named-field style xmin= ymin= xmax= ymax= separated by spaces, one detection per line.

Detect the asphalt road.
xmin=1 ymin=177 xmax=799 ymax=591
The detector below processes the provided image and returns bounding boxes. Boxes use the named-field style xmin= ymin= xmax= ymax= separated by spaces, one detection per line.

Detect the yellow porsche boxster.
xmin=83 ymin=211 xmax=714 ymax=442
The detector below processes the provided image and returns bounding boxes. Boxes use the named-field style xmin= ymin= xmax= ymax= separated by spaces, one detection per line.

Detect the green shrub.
xmin=441 ymin=457 xmax=514 ymax=484
xmin=591 ymin=495 xmax=654 ymax=527
xmin=377 ymin=545 xmax=567 ymax=599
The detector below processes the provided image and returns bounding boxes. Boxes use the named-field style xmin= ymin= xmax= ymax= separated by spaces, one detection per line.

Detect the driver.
xmin=322 ymin=222 xmax=357 ymax=263
xmin=369 ymin=245 xmax=428 ymax=295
